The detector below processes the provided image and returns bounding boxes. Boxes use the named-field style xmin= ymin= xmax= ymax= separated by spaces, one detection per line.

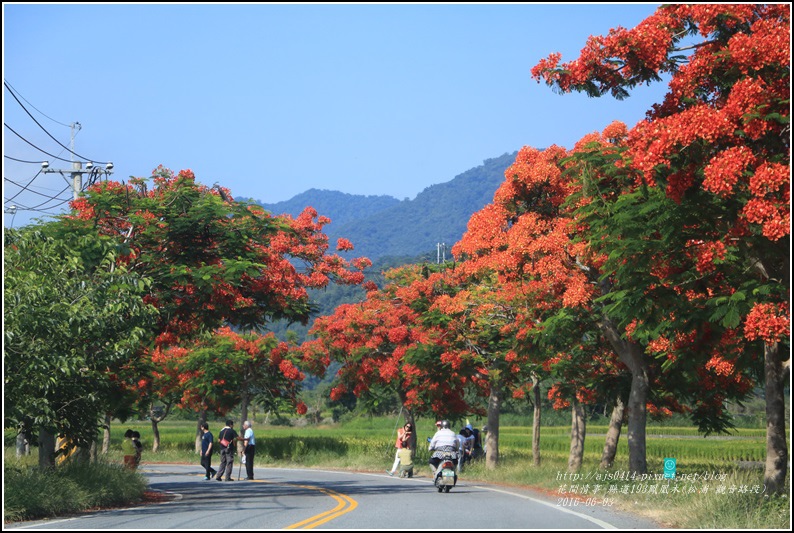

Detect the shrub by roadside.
xmin=4 ymin=458 xmax=148 ymax=523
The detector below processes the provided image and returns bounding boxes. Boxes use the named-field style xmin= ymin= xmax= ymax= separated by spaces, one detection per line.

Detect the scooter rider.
xmin=428 ymin=420 xmax=460 ymax=475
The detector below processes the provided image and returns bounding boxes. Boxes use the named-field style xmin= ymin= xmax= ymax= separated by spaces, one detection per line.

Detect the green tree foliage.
xmin=62 ymin=167 xmax=369 ymax=445
xmin=4 ymin=224 xmax=157 ymax=450
xmin=533 ymin=4 xmax=789 ymax=486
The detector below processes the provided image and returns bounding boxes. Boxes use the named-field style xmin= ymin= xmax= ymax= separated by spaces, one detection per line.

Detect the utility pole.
xmin=42 ymin=160 xmax=114 ymax=200
xmin=40 ymin=123 xmax=113 ymax=199
xmin=436 ymin=242 xmax=447 ymax=264
xmin=70 ymin=122 xmax=79 ymax=163
xmin=69 ymin=122 xmax=80 ymax=199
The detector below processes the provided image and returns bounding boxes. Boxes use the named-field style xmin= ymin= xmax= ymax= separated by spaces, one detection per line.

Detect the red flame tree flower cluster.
xmin=64 ymin=166 xmax=369 ymax=438
xmin=301 ymin=264 xmax=477 ymax=434
xmin=533 ymin=4 xmax=789 ymax=490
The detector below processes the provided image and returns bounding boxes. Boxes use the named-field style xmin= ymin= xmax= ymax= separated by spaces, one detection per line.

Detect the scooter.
xmin=433 ymin=453 xmax=458 ymax=493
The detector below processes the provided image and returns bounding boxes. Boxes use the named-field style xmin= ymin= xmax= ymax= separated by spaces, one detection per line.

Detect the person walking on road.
xmin=200 ymin=423 xmax=217 ymax=480
xmin=241 ymin=420 xmax=256 ymax=480
xmin=215 ymin=420 xmax=239 ymax=481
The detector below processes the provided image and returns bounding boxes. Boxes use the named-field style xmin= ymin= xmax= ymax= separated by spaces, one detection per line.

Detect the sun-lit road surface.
xmin=7 ymin=464 xmax=661 ymax=530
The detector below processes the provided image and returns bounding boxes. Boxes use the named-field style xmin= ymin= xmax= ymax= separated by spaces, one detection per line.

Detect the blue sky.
xmin=3 ymin=3 xmax=666 ymax=229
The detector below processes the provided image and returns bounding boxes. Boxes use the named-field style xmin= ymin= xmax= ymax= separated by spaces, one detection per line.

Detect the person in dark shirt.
xmin=200 ymin=423 xmax=217 ymax=480
xmin=132 ymin=431 xmax=143 ymax=469
xmin=214 ymin=419 xmax=240 ymax=481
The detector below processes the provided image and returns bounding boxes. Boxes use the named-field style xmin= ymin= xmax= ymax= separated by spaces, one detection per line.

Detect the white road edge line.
xmin=472 ymin=485 xmax=617 ymax=529
xmin=267 ymin=467 xmax=618 ymax=529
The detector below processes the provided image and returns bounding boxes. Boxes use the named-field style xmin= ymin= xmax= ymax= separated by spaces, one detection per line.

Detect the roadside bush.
xmin=3 ymin=458 xmax=147 ymax=523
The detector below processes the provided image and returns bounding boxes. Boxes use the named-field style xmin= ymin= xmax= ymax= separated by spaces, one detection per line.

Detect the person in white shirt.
xmin=242 ymin=420 xmax=256 ymax=480
xmin=455 ymin=431 xmax=467 ymax=473
xmin=428 ymin=420 xmax=459 ymax=475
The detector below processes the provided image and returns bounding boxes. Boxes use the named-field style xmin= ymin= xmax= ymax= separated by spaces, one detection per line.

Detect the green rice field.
xmin=5 ymin=416 xmax=789 ymax=528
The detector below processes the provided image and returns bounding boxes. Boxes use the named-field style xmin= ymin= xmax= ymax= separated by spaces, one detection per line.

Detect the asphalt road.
xmin=7 ymin=464 xmax=662 ymax=530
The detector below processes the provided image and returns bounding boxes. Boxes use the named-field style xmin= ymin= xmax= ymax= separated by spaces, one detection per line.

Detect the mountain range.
xmin=244 ymin=151 xmax=518 ymax=262
xmin=236 ymin=150 xmax=518 ymax=344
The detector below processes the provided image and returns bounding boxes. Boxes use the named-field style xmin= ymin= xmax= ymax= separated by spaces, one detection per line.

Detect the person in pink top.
xmin=387 ymin=422 xmax=413 ymax=476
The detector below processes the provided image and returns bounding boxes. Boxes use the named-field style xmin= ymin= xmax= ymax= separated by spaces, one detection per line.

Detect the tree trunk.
xmin=239 ymin=394 xmax=251 ymax=455
xmin=568 ymin=401 xmax=586 ymax=472
xmin=151 ymin=418 xmax=161 ymax=453
xmin=241 ymin=396 xmax=250 ymax=428
xmin=764 ymin=341 xmax=788 ymax=495
xmin=485 ymin=382 xmax=502 ymax=470
xmin=16 ymin=431 xmax=29 ymax=457
xmin=102 ymin=413 xmax=112 ymax=455
xmin=404 ymin=408 xmax=417 ymax=460
xmin=626 ymin=368 xmax=649 ymax=475
xmin=532 ymin=375 xmax=542 ymax=467
xmin=149 ymin=402 xmax=171 ymax=453
xmin=600 ymin=396 xmax=625 ymax=469
xmin=195 ymin=409 xmax=207 ymax=454
xmin=39 ymin=428 xmax=56 ymax=469
xmin=598 ymin=317 xmax=649 ymax=475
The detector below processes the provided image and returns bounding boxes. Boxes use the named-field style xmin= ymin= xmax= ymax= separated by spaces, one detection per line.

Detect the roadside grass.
xmin=4 ymin=417 xmax=789 ymax=528
xmin=3 ymin=454 xmax=148 ymax=523
xmin=458 ymin=458 xmax=789 ymax=529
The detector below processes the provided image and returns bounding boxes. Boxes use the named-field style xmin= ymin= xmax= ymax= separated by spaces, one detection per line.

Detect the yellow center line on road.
xmin=244 ymin=478 xmax=358 ymax=529
xmin=163 ymin=473 xmax=358 ymax=529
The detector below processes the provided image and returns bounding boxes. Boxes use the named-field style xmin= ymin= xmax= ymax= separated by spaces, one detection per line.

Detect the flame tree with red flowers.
xmin=453 ymin=144 xmax=636 ymax=471
xmin=563 ymin=124 xmax=761 ymax=434
xmin=175 ymin=327 xmax=307 ymax=452
xmin=410 ymin=267 xmax=534 ymax=469
xmin=63 ymin=166 xmax=370 ymax=448
xmin=453 ymin=147 xmax=577 ymax=469
xmin=456 ymin=122 xmax=768 ymax=474
xmin=301 ymin=264 xmax=477 ymax=445
xmin=387 ymin=265 xmax=491 ymax=422
xmin=533 ymin=4 xmax=789 ymax=490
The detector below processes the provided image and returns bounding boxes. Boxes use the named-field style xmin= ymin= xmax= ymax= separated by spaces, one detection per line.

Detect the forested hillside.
xmin=245 ymin=151 xmax=518 ymax=260
xmin=252 ymin=189 xmax=401 ymax=229
xmin=249 ymin=151 xmax=518 ymax=344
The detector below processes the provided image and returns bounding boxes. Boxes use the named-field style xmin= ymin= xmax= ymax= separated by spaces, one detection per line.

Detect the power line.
xmin=3 ymin=82 xmax=114 ymax=219
xmin=4 ymin=81 xmax=107 ymax=164
xmin=4 ymin=123 xmax=74 ymax=163
xmin=5 ymin=184 xmax=73 ymax=213
xmin=4 ymin=155 xmax=49 ymax=164
xmin=3 ymin=80 xmax=72 ymax=128
xmin=4 ymin=176 xmax=70 ymax=203
xmin=3 ymin=170 xmax=44 ymax=204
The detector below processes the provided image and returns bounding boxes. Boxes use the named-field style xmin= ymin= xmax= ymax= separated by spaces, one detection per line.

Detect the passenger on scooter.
xmin=458 ymin=427 xmax=474 ymax=471
xmin=455 ymin=430 xmax=467 ymax=473
xmin=428 ymin=420 xmax=459 ymax=475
